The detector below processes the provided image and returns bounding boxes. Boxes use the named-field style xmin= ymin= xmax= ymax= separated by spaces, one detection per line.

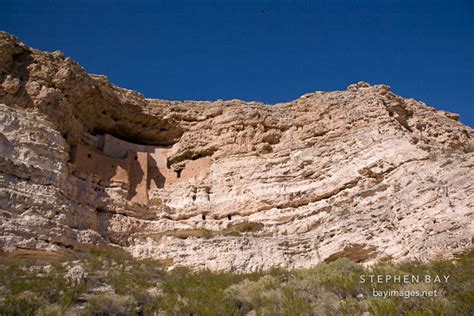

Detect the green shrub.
xmin=0 ymin=259 xmax=86 ymax=310
xmin=162 ymin=228 xmax=217 ymax=239
xmin=226 ymin=274 xmax=345 ymax=315
xmin=0 ymin=247 xmax=472 ymax=315
xmin=0 ymin=291 xmax=44 ymax=316
xmin=84 ymin=293 xmax=137 ymax=316
xmin=227 ymin=222 xmax=264 ymax=233
xmin=158 ymin=267 xmax=247 ymax=315
xmin=294 ymin=258 xmax=366 ymax=298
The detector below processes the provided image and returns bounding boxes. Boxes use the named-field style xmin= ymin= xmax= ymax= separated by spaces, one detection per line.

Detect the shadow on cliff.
xmin=148 ymin=155 xmax=165 ymax=189
xmin=2 ymin=50 xmax=35 ymax=108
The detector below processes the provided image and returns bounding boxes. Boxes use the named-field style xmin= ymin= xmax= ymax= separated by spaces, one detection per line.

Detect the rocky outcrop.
xmin=1 ymin=32 xmax=473 ymax=272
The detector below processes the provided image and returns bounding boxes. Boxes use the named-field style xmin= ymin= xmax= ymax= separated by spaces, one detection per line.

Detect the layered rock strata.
xmin=0 ymin=32 xmax=473 ymax=272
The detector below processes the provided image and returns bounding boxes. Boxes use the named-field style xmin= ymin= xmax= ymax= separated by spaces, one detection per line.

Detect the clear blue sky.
xmin=1 ymin=0 xmax=473 ymax=126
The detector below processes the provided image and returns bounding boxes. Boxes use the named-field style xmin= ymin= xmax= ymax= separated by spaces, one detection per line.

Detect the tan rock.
xmin=1 ymin=75 xmax=21 ymax=95
xmin=0 ymin=31 xmax=473 ymax=272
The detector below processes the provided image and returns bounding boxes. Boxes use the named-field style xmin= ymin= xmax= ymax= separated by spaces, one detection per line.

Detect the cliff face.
xmin=0 ymin=32 xmax=473 ymax=272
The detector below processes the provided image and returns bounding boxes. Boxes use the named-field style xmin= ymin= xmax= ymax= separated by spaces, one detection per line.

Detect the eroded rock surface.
xmin=0 ymin=32 xmax=473 ymax=272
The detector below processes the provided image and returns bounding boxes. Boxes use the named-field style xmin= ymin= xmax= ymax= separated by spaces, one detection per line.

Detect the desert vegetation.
xmin=0 ymin=247 xmax=472 ymax=315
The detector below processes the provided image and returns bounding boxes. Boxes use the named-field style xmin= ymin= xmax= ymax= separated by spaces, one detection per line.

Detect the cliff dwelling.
xmin=70 ymin=134 xmax=212 ymax=205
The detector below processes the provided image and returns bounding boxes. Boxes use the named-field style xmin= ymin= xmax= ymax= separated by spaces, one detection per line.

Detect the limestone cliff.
xmin=0 ymin=32 xmax=473 ymax=272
